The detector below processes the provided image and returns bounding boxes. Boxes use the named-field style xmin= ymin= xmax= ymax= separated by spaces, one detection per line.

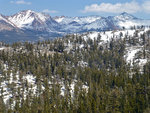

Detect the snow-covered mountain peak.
xmin=54 ymin=15 xmax=102 ymax=26
xmin=120 ymin=12 xmax=132 ymax=16
xmin=1 ymin=10 xmax=150 ymax=42
xmin=20 ymin=9 xmax=34 ymax=14
xmin=115 ymin=12 xmax=137 ymax=21
xmin=54 ymin=16 xmax=66 ymax=23
xmin=74 ymin=16 xmax=102 ymax=23
xmin=8 ymin=10 xmax=52 ymax=29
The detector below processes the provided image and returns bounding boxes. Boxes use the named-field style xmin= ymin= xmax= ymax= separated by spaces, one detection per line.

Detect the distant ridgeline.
xmin=0 ymin=10 xmax=150 ymax=42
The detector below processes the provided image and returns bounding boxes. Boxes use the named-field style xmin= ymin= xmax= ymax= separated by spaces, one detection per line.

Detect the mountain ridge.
xmin=0 ymin=10 xmax=150 ymax=42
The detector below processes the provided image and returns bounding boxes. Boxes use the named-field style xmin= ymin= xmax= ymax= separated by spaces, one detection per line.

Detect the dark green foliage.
xmin=0 ymin=30 xmax=150 ymax=113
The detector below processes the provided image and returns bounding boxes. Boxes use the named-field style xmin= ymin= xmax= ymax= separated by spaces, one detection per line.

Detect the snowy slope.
xmin=0 ymin=63 xmax=88 ymax=106
xmin=65 ymin=28 xmax=150 ymax=68
xmin=117 ymin=19 xmax=150 ymax=29
xmin=0 ymin=14 xmax=17 ymax=31
xmin=54 ymin=16 xmax=103 ymax=33
xmin=8 ymin=10 xmax=59 ymax=31
xmin=1 ymin=10 xmax=150 ymax=42
xmin=109 ymin=12 xmax=150 ymax=29
xmin=83 ymin=17 xmax=112 ymax=30
xmin=54 ymin=12 xmax=150 ymax=33
xmin=0 ymin=27 xmax=150 ymax=107
xmin=1 ymin=10 xmax=150 ymax=33
xmin=0 ymin=15 xmax=16 ymax=27
xmin=54 ymin=16 xmax=102 ymax=25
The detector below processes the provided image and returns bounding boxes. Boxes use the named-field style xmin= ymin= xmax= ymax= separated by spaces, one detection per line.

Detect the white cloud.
xmin=10 ymin=0 xmax=31 ymax=5
xmin=42 ymin=9 xmax=58 ymax=14
xmin=82 ymin=1 xmax=150 ymax=14
xmin=142 ymin=1 xmax=150 ymax=13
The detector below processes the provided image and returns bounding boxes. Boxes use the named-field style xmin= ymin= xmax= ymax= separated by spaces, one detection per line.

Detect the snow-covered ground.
xmin=65 ymin=28 xmax=150 ymax=69
xmin=0 ymin=63 xmax=88 ymax=107
xmin=125 ymin=47 xmax=141 ymax=64
xmin=0 ymin=47 xmax=4 ymax=50
xmin=0 ymin=27 xmax=149 ymax=108
xmin=60 ymin=80 xmax=88 ymax=97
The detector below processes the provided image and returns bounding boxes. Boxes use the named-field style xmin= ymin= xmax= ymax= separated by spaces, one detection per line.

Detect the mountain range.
xmin=0 ymin=10 xmax=150 ymax=42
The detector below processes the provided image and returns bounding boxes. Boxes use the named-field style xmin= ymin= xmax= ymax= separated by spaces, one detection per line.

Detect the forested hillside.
xmin=0 ymin=27 xmax=150 ymax=113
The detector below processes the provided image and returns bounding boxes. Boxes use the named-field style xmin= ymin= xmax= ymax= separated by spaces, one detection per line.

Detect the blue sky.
xmin=0 ymin=0 xmax=150 ymax=19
